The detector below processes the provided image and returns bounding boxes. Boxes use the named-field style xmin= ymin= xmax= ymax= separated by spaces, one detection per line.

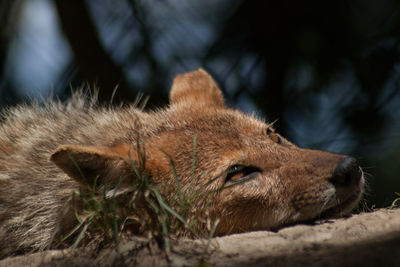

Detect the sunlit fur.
xmin=0 ymin=69 xmax=364 ymax=258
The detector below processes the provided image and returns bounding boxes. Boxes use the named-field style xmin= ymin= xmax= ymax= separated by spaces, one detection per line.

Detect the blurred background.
xmin=1 ymin=0 xmax=399 ymax=208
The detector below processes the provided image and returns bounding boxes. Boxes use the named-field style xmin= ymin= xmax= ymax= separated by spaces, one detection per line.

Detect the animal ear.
xmin=169 ymin=68 xmax=225 ymax=108
xmin=50 ymin=144 xmax=138 ymax=187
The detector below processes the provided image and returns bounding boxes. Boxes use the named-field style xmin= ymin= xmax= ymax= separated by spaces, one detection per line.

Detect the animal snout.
xmin=330 ymin=157 xmax=362 ymax=187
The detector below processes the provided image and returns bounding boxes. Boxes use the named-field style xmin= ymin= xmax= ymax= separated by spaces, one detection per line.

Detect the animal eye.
xmin=270 ymin=133 xmax=282 ymax=144
xmin=266 ymin=128 xmax=282 ymax=144
xmin=225 ymin=165 xmax=261 ymax=183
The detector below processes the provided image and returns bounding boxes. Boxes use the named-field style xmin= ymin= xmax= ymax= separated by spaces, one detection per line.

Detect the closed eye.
xmin=225 ymin=165 xmax=261 ymax=184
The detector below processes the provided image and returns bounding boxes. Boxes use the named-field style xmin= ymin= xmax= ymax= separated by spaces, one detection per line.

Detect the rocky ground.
xmin=1 ymin=208 xmax=400 ymax=266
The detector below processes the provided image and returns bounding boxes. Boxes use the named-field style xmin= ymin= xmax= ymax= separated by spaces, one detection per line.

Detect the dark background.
xmin=1 ymin=0 xmax=399 ymax=208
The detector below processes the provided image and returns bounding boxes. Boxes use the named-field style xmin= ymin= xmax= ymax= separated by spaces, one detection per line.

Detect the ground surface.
xmin=1 ymin=208 xmax=400 ymax=266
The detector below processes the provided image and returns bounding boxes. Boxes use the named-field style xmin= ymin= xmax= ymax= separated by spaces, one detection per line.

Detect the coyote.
xmin=0 ymin=69 xmax=364 ymax=257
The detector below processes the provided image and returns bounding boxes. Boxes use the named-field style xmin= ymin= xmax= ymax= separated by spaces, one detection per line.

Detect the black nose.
xmin=330 ymin=157 xmax=361 ymax=186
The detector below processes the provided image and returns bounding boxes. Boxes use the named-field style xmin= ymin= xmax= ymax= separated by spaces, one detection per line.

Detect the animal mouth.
xmin=319 ymin=165 xmax=365 ymax=219
xmin=319 ymin=189 xmax=362 ymax=219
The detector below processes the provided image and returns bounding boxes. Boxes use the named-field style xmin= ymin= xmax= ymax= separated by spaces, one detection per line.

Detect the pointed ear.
xmin=169 ymin=68 xmax=225 ymax=108
xmin=50 ymin=144 xmax=136 ymax=187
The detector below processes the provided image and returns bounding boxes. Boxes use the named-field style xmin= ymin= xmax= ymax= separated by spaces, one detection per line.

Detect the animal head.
xmin=50 ymin=69 xmax=364 ymax=235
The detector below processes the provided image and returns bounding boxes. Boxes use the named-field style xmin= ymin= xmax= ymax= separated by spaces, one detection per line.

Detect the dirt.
xmin=1 ymin=208 xmax=400 ymax=267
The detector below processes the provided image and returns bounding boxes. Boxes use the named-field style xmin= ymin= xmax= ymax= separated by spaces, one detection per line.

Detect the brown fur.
xmin=0 ymin=69 xmax=364 ymax=258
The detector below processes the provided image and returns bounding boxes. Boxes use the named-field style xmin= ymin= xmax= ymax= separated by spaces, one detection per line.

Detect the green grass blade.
xmin=204 ymin=218 xmax=219 ymax=254
xmin=151 ymin=188 xmax=200 ymax=238
xmin=71 ymin=218 xmax=92 ymax=250
xmin=61 ymin=217 xmax=86 ymax=242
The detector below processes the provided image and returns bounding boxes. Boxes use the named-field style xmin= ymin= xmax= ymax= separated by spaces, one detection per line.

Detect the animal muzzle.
xmin=330 ymin=157 xmax=363 ymax=187
xmin=323 ymin=156 xmax=364 ymax=217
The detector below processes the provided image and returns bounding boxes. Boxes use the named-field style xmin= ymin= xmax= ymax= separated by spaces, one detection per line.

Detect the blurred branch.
xmin=125 ymin=0 xmax=168 ymax=108
xmin=52 ymin=0 xmax=136 ymax=103
xmin=0 ymin=1 xmax=18 ymax=76
xmin=0 ymin=0 xmax=23 ymax=106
